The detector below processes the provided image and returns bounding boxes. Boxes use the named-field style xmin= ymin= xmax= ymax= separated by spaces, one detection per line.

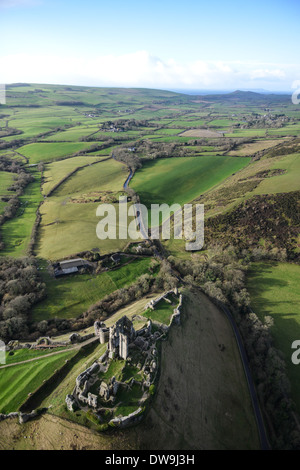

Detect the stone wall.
xmin=170 ymin=293 xmax=183 ymax=326
xmin=109 ymin=407 xmax=143 ymax=428
xmin=145 ymin=289 xmax=175 ymax=310
xmin=76 ymin=361 xmax=99 ymax=389
xmin=0 ymin=410 xmax=39 ymax=425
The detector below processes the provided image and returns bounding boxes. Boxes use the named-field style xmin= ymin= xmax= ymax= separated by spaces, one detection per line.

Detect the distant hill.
xmin=200 ymin=89 xmax=290 ymax=103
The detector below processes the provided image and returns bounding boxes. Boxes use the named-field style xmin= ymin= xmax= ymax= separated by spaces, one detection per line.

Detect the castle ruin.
xmin=108 ymin=316 xmax=136 ymax=360
xmin=66 ymin=290 xmax=183 ymax=429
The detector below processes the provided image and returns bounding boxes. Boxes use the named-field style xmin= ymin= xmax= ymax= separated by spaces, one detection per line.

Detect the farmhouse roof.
xmin=59 ymin=258 xmax=87 ymax=269
xmin=62 ymin=267 xmax=78 ymax=274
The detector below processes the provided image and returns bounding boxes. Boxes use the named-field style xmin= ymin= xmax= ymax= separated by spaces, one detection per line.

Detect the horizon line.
xmin=4 ymin=82 xmax=292 ymax=96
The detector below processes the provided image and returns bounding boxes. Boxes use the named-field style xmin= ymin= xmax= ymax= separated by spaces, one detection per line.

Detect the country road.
xmin=108 ymin=155 xmax=269 ymax=448
xmin=0 ymin=153 xmax=270 ymax=450
xmin=220 ymin=303 xmax=271 ymax=450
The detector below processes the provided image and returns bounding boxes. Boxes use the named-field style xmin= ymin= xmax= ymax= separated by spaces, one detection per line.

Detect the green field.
xmin=17 ymin=142 xmax=96 ymax=164
xmin=152 ymin=128 xmax=186 ymax=135
xmin=0 ymin=171 xmax=15 ymax=214
xmin=2 ymin=84 xmax=300 ymax=449
xmin=1 ymin=169 xmax=43 ymax=257
xmin=42 ymin=155 xmax=105 ymax=195
xmin=268 ymin=123 xmax=300 ymax=136
xmin=247 ymin=262 xmax=300 ymax=411
xmin=32 ymin=257 xmax=153 ymax=320
xmin=254 ymin=153 xmax=300 ymax=194
xmin=5 ymin=107 xmax=80 ymax=140
xmin=54 ymin=158 xmax=126 ymax=196
xmin=44 ymin=126 xmax=101 ymax=142
xmin=130 ymin=155 xmax=251 ymax=207
xmin=224 ymin=129 xmax=269 ymax=138
xmin=0 ymin=349 xmax=76 ymax=413
xmin=144 ymin=296 xmax=177 ymax=325
xmin=36 ymin=158 xmax=129 ymax=259
xmin=5 ymin=347 xmax=70 ymax=364
xmin=36 ymin=199 xmax=131 ymax=259
xmin=0 ymin=171 xmax=15 ymax=195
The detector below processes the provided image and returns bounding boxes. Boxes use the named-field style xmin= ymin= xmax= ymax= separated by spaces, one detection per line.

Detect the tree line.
xmin=0 ymin=257 xmax=46 ymax=343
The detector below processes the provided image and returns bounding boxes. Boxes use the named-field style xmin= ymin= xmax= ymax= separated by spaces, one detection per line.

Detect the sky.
xmin=0 ymin=0 xmax=299 ymax=92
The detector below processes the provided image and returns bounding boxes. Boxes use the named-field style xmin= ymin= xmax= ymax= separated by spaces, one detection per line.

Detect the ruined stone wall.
xmin=109 ymin=407 xmax=143 ymax=428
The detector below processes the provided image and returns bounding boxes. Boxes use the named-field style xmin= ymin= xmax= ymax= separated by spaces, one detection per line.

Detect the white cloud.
xmin=0 ymin=51 xmax=299 ymax=90
xmin=250 ymin=68 xmax=286 ymax=80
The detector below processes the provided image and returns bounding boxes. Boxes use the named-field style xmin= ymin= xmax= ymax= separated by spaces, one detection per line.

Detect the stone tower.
xmin=108 ymin=316 xmax=135 ymax=360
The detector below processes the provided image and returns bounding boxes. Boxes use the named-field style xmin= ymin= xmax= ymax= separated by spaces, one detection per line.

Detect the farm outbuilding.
xmin=54 ymin=258 xmax=93 ymax=277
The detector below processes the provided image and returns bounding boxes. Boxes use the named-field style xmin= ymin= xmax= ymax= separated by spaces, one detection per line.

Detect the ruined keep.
xmin=108 ymin=316 xmax=136 ymax=360
xmin=65 ymin=291 xmax=183 ymax=430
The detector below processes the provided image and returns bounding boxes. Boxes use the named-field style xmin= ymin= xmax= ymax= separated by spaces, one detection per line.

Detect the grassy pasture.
xmin=7 ymin=110 xmax=79 ymax=140
xmin=1 ymin=169 xmax=43 ymax=257
xmin=54 ymin=158 xmax=126 ymax=196
xmin=164 ymin=149 xmax=299 ymax=222
xmin=224 ymin=129 xmax=269 ymax=138
xmin=43 ymin=126 xmax=101 ymax=142
xmin=36 ymin=159 xmax=130 ymax=259
xmin=148 ymin=120 xmax=176 ymax=126
xmin=145 ymin=135 xmax=217 ymax=143
xmin=207 ymin=118 xmax=234 ymax=127
xmin=228 ymin=139 xmax=285 ymax=156
xmin=0 ymin=129 xmax=52 ymax=142
xmin=179 ymin=129 xmax=224 ymax=138
xmin=130 ymin=156 xmax=251 ymax=207
xmin=153 ymin=128 xmax=186 ymax=135
xmin=36 ymin=200 xmax=131 ymax=259
xmin=42 ymin=156 xmax=104 ymax=195
xmin=266 ymin=123 xmax=300 ymax=137
xmin=144 ymin=297 xmax=176 ymax=325
xmin=254 ymin=153 xmax=300 ymax=194
xmin=31 ymin=257 xmax=153 ymax=321
xmin=168 ymin=119 xmax=207 ymax=127
xmin=0 ymin=349 xmax=76 ymax=413
xmin=7 ymin=108 xmax=79 ymax=130
xmin=247 ymin=262 xmax=300 ymax=412
xmin=17 ymin=142 xmax=96 ymax=164
xmin=4 ymin=347 xmax=69 ymax=364
xmin=84 ymin=146 xmax=117 ymax=156
xmin=0 ymin=171 xmax=15 ymax=214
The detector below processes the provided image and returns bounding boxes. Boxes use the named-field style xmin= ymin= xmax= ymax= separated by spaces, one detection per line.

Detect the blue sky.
xmin=0 ymin=0 xmax=299 ymax=91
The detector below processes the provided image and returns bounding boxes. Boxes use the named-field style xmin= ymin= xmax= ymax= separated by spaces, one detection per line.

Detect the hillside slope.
xmin=131 ymin=288 xmax=259 ymax=450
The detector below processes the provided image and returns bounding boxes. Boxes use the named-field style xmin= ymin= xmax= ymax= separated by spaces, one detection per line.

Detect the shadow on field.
xmin=19 ymin=341 xmax=99 ymax=413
